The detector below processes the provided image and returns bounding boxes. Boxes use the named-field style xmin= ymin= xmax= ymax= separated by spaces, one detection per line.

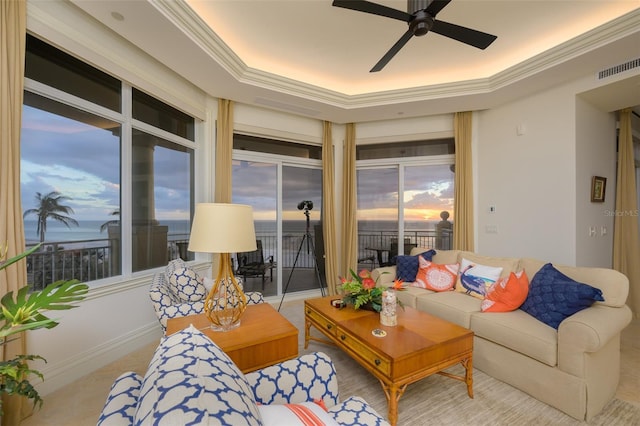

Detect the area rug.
xmin=279 ymin=300 xmax=640 ymax=426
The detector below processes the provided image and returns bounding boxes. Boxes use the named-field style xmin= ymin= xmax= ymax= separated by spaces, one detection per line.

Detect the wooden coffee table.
xmin=304 ymin=296 xmax=473 ymax=426
xmin=166 ymin=302 xmax=298 ymax=373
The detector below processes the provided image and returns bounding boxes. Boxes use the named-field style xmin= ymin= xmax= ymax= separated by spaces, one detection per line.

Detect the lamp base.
xmin=210 ymin=319 xmax=241 ymax=332
xmin=204 ymin=253 xmax=247 ymax=332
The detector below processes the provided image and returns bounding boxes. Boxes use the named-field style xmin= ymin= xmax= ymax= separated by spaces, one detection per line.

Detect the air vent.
xmin=597 ymin=58 xmax=640 ymax=80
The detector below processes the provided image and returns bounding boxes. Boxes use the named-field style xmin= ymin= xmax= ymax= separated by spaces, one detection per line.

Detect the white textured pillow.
xmin=455 ymin=258 xmax=503 ymax=299
xmin=168 ymin=267 xmax=206 ymax=302
xmin=258 ymin=402 xmax=339 ymax=426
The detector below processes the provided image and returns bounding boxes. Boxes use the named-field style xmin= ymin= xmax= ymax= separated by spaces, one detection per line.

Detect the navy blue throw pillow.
xmin=395 ymin=249 xmax=436 ymax=282
xmin=521 ymin=263 xmax=604 ymax=329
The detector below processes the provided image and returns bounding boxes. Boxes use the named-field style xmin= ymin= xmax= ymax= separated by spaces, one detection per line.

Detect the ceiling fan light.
xmin=410 ymin=12 xmax=434 ymax=36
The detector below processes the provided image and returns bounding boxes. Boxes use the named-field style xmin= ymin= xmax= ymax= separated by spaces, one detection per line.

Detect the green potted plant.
xmin=0 ymin=244 xmax=88 ymax=417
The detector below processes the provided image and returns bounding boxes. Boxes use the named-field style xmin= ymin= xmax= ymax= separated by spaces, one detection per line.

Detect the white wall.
xmin=475 ymin=83 xmax=578 ymax=264
xmin=575 ymin=97 xmax=617 ymax=267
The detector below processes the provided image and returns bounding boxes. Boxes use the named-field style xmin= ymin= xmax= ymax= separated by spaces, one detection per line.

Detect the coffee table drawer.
xmin=338 ymin=328 xmax=390 ymax=375
xmin=306 ymin=307 xmax=337 ymax=338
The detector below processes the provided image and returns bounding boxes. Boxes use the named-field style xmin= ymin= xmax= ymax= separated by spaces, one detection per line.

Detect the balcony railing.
xmin=25 ymin=229 xmax=452 ymax=290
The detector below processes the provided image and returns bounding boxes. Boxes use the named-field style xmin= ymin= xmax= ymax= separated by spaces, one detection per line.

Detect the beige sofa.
xmin=371 ymin=248 xmax=632 ymax=421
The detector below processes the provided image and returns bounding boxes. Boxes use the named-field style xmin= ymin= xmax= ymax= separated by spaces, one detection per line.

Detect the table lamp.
xmin=188 ymin=203 xmax=257 ymax=331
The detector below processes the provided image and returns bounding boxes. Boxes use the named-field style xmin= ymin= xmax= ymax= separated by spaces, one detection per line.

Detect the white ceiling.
xmin=71 ymin=0 xmax=640 ymax=123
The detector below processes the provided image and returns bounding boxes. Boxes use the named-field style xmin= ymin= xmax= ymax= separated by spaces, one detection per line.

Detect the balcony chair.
xmin=235 ymin=240 xmax=274 ymax=291
xmin=149 ymin=258 xmax=264 ymax=334
xmin=382 ymin=239 xmax=417 ymax=267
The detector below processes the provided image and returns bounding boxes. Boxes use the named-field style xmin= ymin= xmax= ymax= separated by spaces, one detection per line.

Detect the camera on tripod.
xmin=297 ymin=200 xmax=314 ymax=211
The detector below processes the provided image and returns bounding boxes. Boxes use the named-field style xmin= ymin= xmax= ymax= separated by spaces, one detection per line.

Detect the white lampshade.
xmin=188 ymin=203 xmax=257 ymax=254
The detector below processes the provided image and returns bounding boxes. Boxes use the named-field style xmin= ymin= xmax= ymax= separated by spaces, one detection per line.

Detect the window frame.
xmin=22 ymin=65 xmax=198 ymax=290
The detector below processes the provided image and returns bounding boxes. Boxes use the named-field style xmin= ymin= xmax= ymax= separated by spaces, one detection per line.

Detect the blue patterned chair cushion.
xmin=134 ymin=325 xmax=261 ymax=425
xmin=521 ymin=263 xmax=605 ymax=329
xmin=168 ymin=267 xmax=207 ymax=302
xmin=164 ymin=258 xmax=187 ymax=280
xmin=395 ymin=249 xmax=436 ymax=282
xmin=245 ymin=352 xmax=339 ymax=407
xmin=100 ymin=347 xmax=390 ymax=426
xmin=328 ymin=396 xmax=391 ymax=426
xmin=97 ymin=372 xmax=142 ymax=426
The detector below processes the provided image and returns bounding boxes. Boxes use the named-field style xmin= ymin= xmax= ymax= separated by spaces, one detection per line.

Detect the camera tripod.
xmin=278 ymin=206 xmax=326 ymax=311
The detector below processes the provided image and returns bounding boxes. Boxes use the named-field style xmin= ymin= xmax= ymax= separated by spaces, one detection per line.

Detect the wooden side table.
xmin=166 ymin=302 xmax=298 ymax=373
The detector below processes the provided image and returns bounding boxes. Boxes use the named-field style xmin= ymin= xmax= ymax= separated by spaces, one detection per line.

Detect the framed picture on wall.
xmin=591 ymin=176 xmax=606 ymax=203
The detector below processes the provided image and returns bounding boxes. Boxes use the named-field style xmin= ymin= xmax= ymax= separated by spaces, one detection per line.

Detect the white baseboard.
xmin=35 ymin=321 xmax=163 ymax=397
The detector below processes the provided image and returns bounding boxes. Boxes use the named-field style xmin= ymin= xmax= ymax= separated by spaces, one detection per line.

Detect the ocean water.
xmin=23 ymin=219 xmax=437 ymax=245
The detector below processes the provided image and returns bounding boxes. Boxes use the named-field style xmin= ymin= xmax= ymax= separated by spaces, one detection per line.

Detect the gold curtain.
xmin=613 ymin=108 xmax=640 ymax=318
xmin=215 ymin=99 xmax=234 ymax=203
xmin=322 ymin=121 xmax=338 ymax=295
xmin=341 ymin=123 xmax=358 ymax=276
xmin=0 ymin=1 xmax=29 ymax=423
xmin=453 ymin=111 xmax=474 ymax=251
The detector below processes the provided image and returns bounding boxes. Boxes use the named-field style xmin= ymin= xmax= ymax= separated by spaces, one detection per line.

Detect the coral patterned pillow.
xmin=481 ymin=270 xmax=529 ymax=312
xmin=412 ymin=257 xmax=459 ymax=292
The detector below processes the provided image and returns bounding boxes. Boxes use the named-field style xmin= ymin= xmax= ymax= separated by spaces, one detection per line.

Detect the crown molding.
xmin=157 ymin=1 xmax=639 ymax=111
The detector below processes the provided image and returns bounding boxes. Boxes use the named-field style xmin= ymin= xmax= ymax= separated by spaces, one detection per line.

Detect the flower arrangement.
xmin=340 ymin=269 xmax=403 ymax=312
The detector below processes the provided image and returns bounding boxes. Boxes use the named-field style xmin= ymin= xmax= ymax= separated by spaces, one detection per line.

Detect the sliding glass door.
xmin=232 ymin=135 xmax=323 ymax=298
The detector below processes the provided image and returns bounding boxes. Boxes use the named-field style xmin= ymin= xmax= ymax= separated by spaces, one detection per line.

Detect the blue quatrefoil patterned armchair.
xmin=149 ymin=258 xmax=264 ymax=333
xmin=98 ymin=325 xmax=390 ymax=426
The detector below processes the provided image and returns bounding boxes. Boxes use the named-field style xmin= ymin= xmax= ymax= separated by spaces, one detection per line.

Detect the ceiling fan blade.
xmin=425 ymin=0 xmax=452 ymax=17
xmin=370 ymin=29 xmax=414 ymax=72
xmin=431 ymin=20 xmax=497 ymax=49
xmin=332 ymin=0 xmax=412 ymax=23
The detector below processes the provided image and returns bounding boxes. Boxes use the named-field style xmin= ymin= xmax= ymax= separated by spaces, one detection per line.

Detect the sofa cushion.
xmin=455 ymin=258 xmax=503 ymax=299
xmin=168 ymin=267 xmax=207 ymax=302
xmin=415 ymin=291 xmax=481 ymax=328
xmin=395 ymin=249 xmax=436 ymax=282
xmin=521 ymin=263 xmax=605 ymax=329
xmin=258 ymin=401 xmax=340 ymax=425
xmin=412 ymin=258 xmax=459 ymax=292
xmin=481 ymin=270 xmax=529 ymax=312
xmin=135 ymin=325 xmax=261 ymax=425
xmin=470 ymin=309 xmax=558 ymax=366
xmin=394 ymin=286 xmax=433 ymax=309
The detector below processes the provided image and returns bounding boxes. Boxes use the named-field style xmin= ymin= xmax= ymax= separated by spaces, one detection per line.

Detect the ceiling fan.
xmin=332 ymin=0 xmax=497 ymax=72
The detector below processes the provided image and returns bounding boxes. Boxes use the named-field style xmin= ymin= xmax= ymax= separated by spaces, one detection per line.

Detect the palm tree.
xmin=23 ymin=191 xmax=79 ymax=242
xmin=100 ymin=209 xmax=120 ymax=233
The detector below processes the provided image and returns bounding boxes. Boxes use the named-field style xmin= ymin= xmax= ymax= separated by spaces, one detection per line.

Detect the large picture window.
xmin=21 ymin=35 xmax=195 ymax=289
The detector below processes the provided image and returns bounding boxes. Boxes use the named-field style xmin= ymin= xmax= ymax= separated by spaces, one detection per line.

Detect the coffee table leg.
xmin=304 ymin=319 xmax=311 ymax=349
xmin=378 ymin=381 xmax=407 ymax=426
xmin=463 ymin=356 xmax=474 ymax=398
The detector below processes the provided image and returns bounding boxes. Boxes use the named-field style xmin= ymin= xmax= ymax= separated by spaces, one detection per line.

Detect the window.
xmin=232 ymin=135 xmax=323 ymax=297
xmin=21 ymin=35 xmax=195 ymax=289
xmin=357 ymin=140 xmax=454 ymax=268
